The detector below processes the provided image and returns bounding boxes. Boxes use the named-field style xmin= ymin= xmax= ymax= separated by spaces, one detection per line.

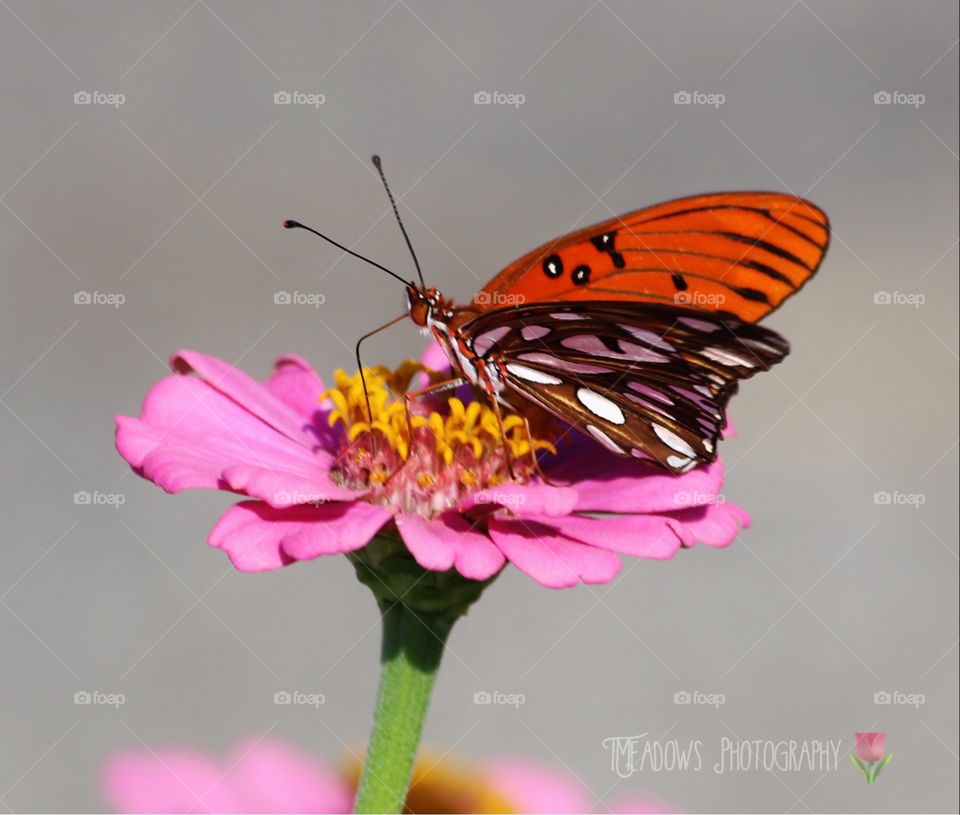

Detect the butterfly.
xmin=287 ymin=163 xmax=829 ymax=474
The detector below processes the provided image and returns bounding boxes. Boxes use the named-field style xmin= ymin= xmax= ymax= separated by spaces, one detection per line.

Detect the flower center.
xmin=323 ymin=361 xmax=555 ymax=516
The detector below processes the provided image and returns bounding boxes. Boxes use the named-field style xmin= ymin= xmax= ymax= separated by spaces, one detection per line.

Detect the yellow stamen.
xmin=321 ymin=363 xmax=554 ymax=468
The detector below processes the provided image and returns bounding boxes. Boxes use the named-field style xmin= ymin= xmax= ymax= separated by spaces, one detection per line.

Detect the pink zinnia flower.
xmin=854 ymin=732 xmax=887 ymax=763
xmin=115 ymin=345 xmax=747 ymax=587
xmin=101 ymin=738 xmax=671 ymax=813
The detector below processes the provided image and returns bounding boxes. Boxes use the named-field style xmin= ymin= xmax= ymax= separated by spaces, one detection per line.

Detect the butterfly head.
xmin=405 ymin=285 xmax=444 ymax=327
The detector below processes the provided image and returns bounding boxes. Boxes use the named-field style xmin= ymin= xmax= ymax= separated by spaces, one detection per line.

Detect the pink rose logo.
xmin=851 ymin=732 xmax=893 ymax=784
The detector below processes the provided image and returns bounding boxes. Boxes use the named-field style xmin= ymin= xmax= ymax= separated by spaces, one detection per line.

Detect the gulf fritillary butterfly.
xmin=286 ymin=158 xmax=829 ymax=474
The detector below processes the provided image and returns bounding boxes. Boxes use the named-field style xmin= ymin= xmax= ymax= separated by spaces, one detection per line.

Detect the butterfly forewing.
xmin=463 ymin=303 xmax=789 ymax=472
xmin=478 ymin=192 xmax=829 ymax=324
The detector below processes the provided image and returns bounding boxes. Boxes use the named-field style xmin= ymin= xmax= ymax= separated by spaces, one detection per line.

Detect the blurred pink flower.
xmin=854 ymin=732 xmax=886 ymax=763
xmin=115 ymin=347 xmax=747 ymax=588
xmin=102 ymin=739 xmax=672 ymax=814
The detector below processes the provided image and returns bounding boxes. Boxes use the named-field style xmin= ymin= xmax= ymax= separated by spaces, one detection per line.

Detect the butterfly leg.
xmin=487 ymin=394 xmax=520 ymax=482
xmin=401 ymin=377 xmax=466 ymax=440
xmin=375 ymin=377 xmax=467 ymax=487
xmin=520 ymin=414 xmax=561 ymax=487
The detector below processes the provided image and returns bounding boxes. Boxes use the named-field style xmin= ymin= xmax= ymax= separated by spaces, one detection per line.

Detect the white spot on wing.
xmin=518 ymin=352 xmax=610 ymax=374
xmin=505 ymin=363 xmax=562 ymax=385
xmin=473 ymin=326 xmax=511 ymax=356
xmin=667 ymin=454 xmax=697 ymax=471
xmin=521 ymin=325 xmax=550 ymax=341
xmin=577 ymin=388 xmax=625 ymax=424
xmin=702 ymin=347 xmax=755 ymax=368
xmin=653 ymin=423 xmax=697 ymax=457
xmin=618 ymin=324 xmax=674 ymax=350
xmin=586 ymin=424 xmax=625 ymax=454
xmin=679 ymin=317 xmax=720 ymax=332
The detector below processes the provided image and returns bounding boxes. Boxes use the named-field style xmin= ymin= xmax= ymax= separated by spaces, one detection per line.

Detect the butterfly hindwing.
xmin=464 ymin=302 xmax=789 ymax=472
xmin=477 ymin=192 xmax=829 ymax=324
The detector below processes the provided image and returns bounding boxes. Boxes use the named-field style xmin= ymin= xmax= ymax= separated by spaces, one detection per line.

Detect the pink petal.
xmin=459 ymin=484 xmax=579 ymax=518
xmin=664 ymin=501 xmax=751 ymax=548
xmin=396 ymin=512 xmax=505 ymax=580
xmin=117 ymin=375 xmax=353 ymax=503
xmin=565 ymin=454 xmax=727 ymax=514
xmin=208 ymin=501 xmax=391 ymax=572
xmin=488 ymin=518 xmax=622 ymax=588
xmin=172 ymin=350 xmax=314 ymax=445
xmin=101 ymin=748 xmax=244 ymax=813
xmin=226 ymin=739 xmax=353 ymax=814
xmin=484 ymin=757 xmax=590 ymax=813
xmin=540 ymin=513 xmax=689 ymax=559
xmin=265 ymin=355 xmax=328 ymax=421
xmin=220 ymin=463 xmax=357 ymax=508
xmin=420 ymin=340 xmax=451 ymax=378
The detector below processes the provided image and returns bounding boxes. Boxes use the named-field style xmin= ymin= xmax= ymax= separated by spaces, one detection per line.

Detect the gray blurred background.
xmin=1 ymin=1 xmax=957 ymax=812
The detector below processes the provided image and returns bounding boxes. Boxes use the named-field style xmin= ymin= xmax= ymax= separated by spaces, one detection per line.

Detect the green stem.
xmin=353 ymin=602 xmax=452 ymax=813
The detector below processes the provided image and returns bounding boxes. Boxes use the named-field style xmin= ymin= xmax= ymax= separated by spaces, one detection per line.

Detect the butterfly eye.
xmin=542 ymin=254 xmax=563 ymax=279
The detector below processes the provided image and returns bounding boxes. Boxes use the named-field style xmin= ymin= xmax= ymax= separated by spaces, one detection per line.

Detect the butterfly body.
xmin=403 ymin=191 xmax=829 ymax=474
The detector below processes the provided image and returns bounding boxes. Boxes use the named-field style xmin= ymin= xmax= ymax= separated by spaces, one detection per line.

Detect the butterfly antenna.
xmin=283 ymin=220 xmax=411 ymax=286
xmin=371 ymin=155 xmax=426 ymax=288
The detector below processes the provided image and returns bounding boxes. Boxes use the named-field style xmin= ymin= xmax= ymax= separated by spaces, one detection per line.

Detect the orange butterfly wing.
xmin=478 ymin=192 xmax=830 ymax=324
